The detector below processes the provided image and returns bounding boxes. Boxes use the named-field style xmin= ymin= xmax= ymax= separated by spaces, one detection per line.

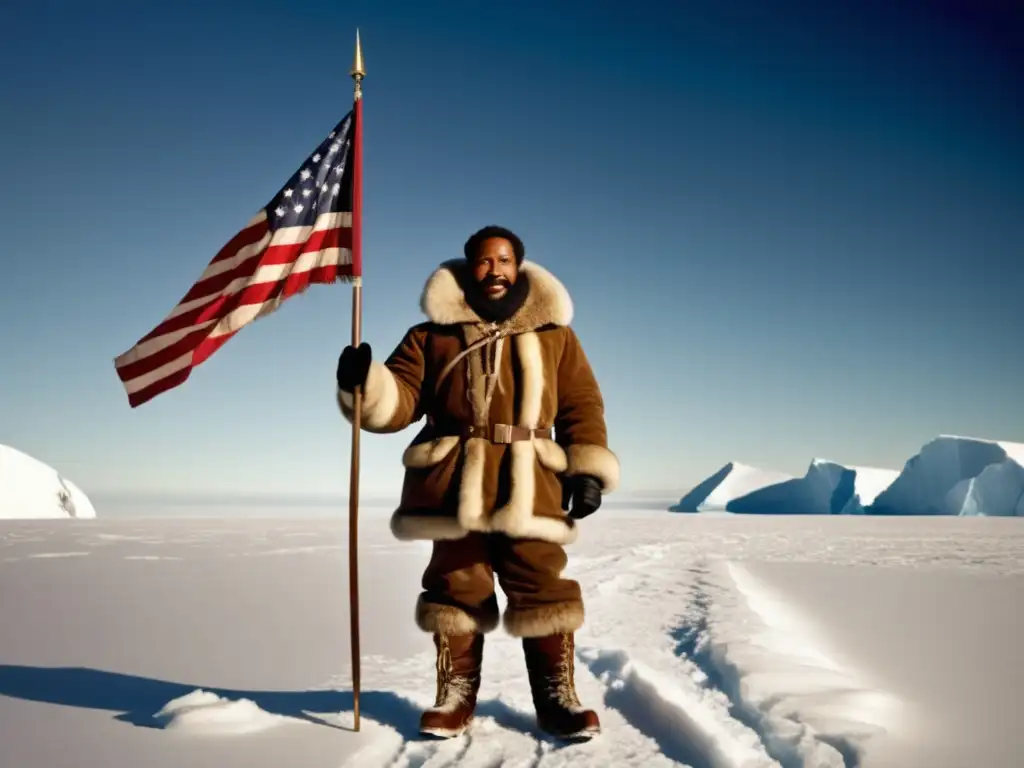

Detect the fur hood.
xmin=419 ymin=259 xmax=574 ymax=331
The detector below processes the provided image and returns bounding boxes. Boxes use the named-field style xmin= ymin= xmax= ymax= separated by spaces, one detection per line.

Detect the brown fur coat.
xmin=337 ymin=259 xmax=619 ymax=545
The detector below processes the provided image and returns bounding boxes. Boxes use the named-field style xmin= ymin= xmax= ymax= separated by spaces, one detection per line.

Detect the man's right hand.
xmin=336 ymin=342 xmax=372 ymax=392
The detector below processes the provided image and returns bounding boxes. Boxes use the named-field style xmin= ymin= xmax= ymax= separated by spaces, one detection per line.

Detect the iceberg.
xmin=669 ymin=435 xmax=1024 ymax=516
xmin=0 ymin=444 xmax=97 ymax=520
xmin=868 ymin=435 xmax=1024 ymax=517
xmin=727 ymin=459 xmax=899 ymax=515
xmin=669 ymin=461 xmax=793 ymax=512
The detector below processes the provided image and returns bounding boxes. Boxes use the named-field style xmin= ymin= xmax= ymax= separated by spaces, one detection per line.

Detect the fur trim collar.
xmin=420 ymin=259 xmax=574 ymax=329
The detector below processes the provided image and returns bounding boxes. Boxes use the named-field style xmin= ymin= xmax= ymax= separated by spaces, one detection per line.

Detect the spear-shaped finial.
xmin=351 ymin=28 xmax=366 ymax=98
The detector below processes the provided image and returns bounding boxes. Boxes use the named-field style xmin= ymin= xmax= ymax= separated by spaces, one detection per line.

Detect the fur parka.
xmin=337 ymin=259 xmax=619 ymax=545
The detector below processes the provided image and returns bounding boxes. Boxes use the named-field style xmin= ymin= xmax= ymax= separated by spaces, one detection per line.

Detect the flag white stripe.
xmin=166 ymin=236 xmax=355 ymax=322
xmin=206 ymin=246 xmax=352 ymax=339
xmin=193 ymin=231 xmax=274 ymax=284
xmin=116 ymin=320 xmax=218 ymax=366
xmin=116 ymin=246 xmax=352 ymax=376
xmin=166 ymin=211 xmax=353 ymax=321
xmin=122 ymin=351 xmax=195 ymax=395
xmin=195 ymin=211 xmax=353 ymax=284
xmin=162 ymin=233 xmax=352 ymax=326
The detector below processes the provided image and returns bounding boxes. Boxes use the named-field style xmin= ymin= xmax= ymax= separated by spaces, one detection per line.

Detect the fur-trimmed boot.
xmin=523 ymin=632 xmax=600 ymax=740
xmin=419 ymin=632 xmax=484 ymax=738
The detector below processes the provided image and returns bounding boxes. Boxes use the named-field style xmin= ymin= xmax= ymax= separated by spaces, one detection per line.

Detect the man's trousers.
xmin=414 ymin=532 xmax=584 ymax=638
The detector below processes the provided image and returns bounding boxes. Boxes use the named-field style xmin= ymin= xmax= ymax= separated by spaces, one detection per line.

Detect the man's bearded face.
xmin=470 ymin=237 xmax=519 ymax=300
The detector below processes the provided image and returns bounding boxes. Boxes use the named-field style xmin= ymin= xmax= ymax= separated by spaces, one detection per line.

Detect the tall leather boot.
xmin=419 ymin=631 xmax=484 ymax=738
xmin=523 ymin=632 xmax=601 ymax=740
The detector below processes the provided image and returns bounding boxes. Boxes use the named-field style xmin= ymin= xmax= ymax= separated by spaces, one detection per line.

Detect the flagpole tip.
xmin=351 ymin=29 xmax=366 ymax=80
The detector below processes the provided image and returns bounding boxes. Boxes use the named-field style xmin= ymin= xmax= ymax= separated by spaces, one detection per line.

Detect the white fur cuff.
xmin=503 ymin=601 xmax=585 ymax=638
xmin=390 ymin=511 xmax=468 ymax=541
xmin=335 ymin=361 xmax=400 ymax=430
xmin=416 ymin=595 xmax=500 ymax=634
xmin=566 ymin=444 xmax=620 ymax=494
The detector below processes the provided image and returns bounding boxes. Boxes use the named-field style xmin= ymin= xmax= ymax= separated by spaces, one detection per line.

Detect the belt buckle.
xmin=492 ymin=424 xmax=513 ymax=443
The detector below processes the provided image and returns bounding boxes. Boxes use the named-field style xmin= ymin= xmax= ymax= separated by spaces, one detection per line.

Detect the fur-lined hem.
xmin=390 ymin=508 xmax=578 ymax=545
xmin=391 ymin=511 xmax=468 ymax=541
xmin=503 ymin=601 xmax=585 ymax=638
xmin=534 ymin=438 xmax=568 ymax=473
xmin=402 ymin=435 xmax=461 ymax=468
xmin=566 ymin=444 xmax=620 ymax=494
xmin=335 ymin=361 xmax=400 ymax=430
xmin=489 ymin=503 xmax=579 ymax=545
xmin=416 ymin=594 xmax=499 ymax=635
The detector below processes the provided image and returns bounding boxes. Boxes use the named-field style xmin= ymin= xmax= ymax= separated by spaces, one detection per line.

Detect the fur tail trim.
xmin=416 ymin=594 xmax=500 ymax=635
xmin=503 ymin=601 xmax=585 ymax=638
xmin=566 ymin=444 xmax=620 ymax=494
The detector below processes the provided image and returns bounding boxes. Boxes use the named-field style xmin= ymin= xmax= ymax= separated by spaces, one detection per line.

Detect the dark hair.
xmin=463 ymin=225 xmax=525 ymax=265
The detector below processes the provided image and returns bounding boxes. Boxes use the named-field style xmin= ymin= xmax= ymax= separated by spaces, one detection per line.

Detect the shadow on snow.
xmin=0 ymin=664 xmax=544 ymax=743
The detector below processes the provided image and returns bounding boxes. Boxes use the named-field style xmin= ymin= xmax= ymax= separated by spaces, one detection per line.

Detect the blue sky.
xmin=1 ymin=0 xmax=1021 ymax=501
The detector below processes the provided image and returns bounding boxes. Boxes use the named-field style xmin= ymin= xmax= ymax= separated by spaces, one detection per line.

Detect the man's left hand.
xmin=562 ymin=474 xmax=602 ymax=519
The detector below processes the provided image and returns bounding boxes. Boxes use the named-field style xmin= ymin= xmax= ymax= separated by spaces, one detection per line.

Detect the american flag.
xmin=114 ymin=108 xmax=360 ymax=408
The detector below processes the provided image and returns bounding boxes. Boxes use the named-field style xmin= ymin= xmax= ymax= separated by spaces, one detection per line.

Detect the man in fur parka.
xmin=335 ymin=225 xmax=619 ymax=741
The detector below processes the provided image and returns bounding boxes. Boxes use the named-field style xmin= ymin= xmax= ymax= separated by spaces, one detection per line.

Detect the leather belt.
xmin=463 ymin=424 xmax=552 ymax=444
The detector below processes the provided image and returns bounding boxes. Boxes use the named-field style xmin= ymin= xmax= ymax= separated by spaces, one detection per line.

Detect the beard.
xmin=461 ymin=270 xmax=530 ymax=323
xmin=480 ymin=274 xmax=511 ymax=298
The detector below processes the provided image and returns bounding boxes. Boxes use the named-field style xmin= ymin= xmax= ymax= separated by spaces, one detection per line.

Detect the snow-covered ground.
xmin=1 ymin=508 xmax=1021 ymax=767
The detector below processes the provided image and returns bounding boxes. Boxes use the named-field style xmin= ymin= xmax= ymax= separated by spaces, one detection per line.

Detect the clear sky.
xmin=1 ymin=0 xmax=1021 ymax=501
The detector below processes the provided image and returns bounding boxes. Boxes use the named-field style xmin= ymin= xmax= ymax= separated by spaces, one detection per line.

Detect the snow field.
xmin=1 ymin=514 xmax=1021 ymax=767
xmin=333 ymin=538 xmax=894 ymax=767
xmin=155 ymin=689 xmax=311 ymax=735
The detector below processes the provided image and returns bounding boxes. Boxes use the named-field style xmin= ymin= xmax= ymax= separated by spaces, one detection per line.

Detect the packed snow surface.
xmin=155 ymin=689 xmax=309 ymax=734
xmin=1 ymin=509 xmax=1021 ymax=768
xmin=870 ymin=435 xmax=1024 ymax=516
xmin=0 ymin=444 xmax=96 ymax=520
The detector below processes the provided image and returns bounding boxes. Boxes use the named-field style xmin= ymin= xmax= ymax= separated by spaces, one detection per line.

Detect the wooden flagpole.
xmin=348 ymin=28 xmax=365 ymax=732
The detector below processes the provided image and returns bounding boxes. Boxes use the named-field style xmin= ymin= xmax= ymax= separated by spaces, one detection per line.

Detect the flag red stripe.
xmin=209 ymin=216 xmax=270 ymax=263
xmin=190 ymin=264 xmax=340 ymax=368
xmin=139 ymin=226 xmax=352 ymax=341
xmin=134 ymin=217 xmax=269 ymax=343
xmin=175 ymin=221 xmax=351 ymax=308
xmin=126 ymin=365 xmax=194 ymax=408
xmin=122 ymin=262 xmax=344 ymax=407
xmin=115 ymin=262 xmax=342 ymax=384
xmin=172 ymin=223 xmax=271 ymax=305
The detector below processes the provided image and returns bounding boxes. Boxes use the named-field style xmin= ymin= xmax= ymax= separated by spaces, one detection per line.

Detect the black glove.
xmin=336 ymin=342 xmax=372 ymax=392
xmin=561 ymin=474 xmax=602 ymax=519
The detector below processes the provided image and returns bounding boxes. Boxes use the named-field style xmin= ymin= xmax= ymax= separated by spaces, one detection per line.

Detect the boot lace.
xmin=432 ymin=636 xmax=472 ymax=713
xmin=539 ymin=633 xmax=583 ymax=711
